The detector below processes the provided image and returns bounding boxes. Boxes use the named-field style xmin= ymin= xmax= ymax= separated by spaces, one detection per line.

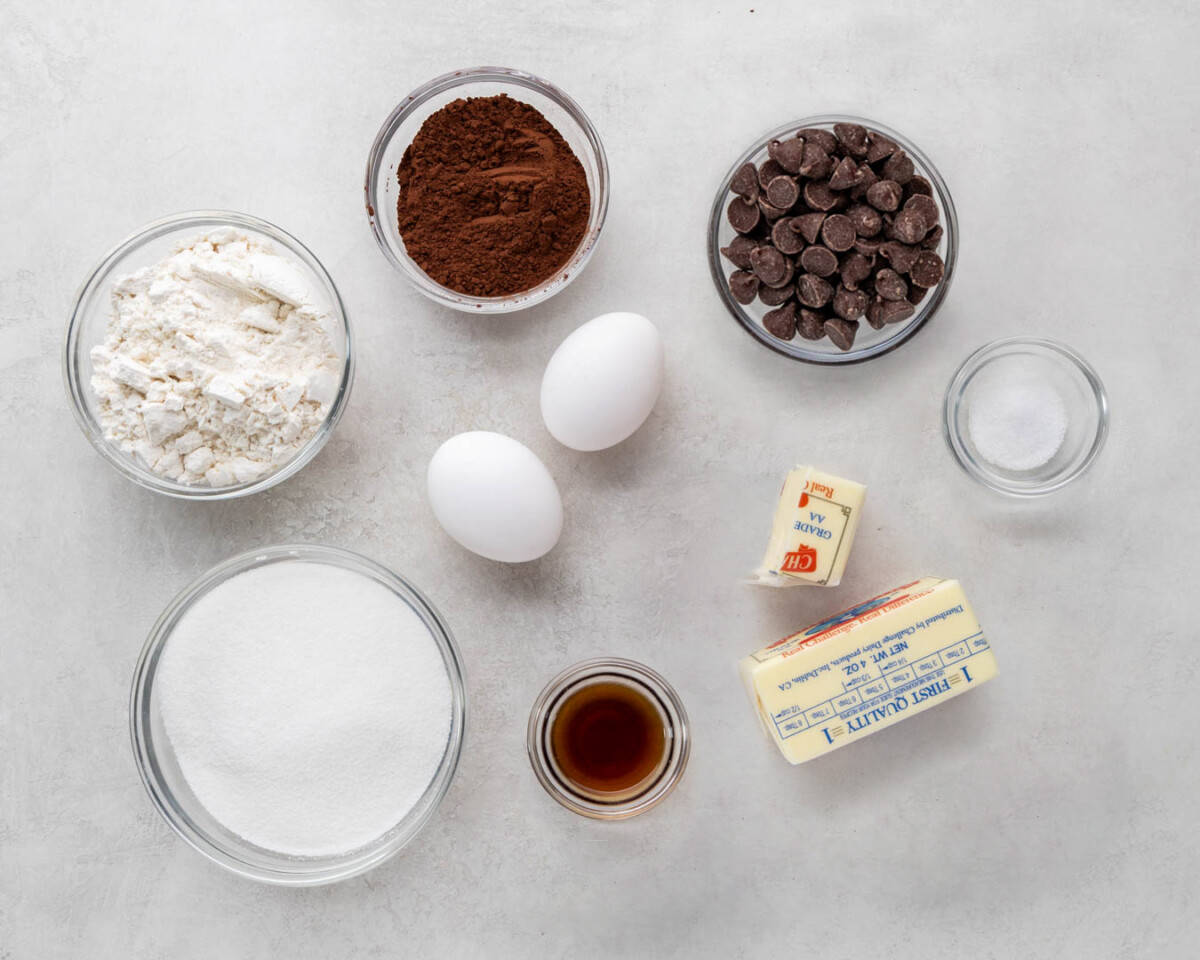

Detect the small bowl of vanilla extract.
xmin=526 ymin=658 xmax=690 ymax=820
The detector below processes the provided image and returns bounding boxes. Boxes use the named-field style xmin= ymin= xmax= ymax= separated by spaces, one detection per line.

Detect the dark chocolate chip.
xmin=865 ymin=179 xmax=903 ymax=212
xmin=824 ymin=317 xmax=859 ymax=351
xmin=866 ymin=134 xmax=898 ymax=164
xmin=798 ymin=142 xmax=833 ymax=179
xmin=791 ymin=212 xmax=826 ymax=244
xmin=758 ymin=197 xmax=789 ymax=221
xmin=846 ymin=203 xmax=882 ymax=237
xmin=720 ymin=234 xmax=758 ymax=269
xmin=797 ymin=273 xmax=834 ymax=308
xmin=828 ymin=156 xmax=860 ymax=191
xmin=874 ymin=268 xmax=908 ymax=301
xmin=820 ymin=214 xmax=856 ymax=252
xmin=802 ymin=180 xmax=839 ymax=212
xmin=730 ymin=162 xmax=759 ymax=202
xmin=758 ymin=159 xmax=786 ymax=188
xmin=849 ymin=164 xmax=878 ymax=200
xmin=910 ymin=250 xmax=945 ymax=287
xmin=865 ymin=298 xmax=886 ymax=330
xmin=798 ymin=127 xmax=838 ymax=153
xmin=907 ymin=175 xmax=933 ymax=197
xmin=882 ymin=151 xmax=915 ymax=185
xmin=921 ymin=224 xmax=944 ymax=250
xmin=854 ymin=237 xmax=883 ymax=257
xmin=840 ymin=251 xmax=873 ymax=288
xmin=771 ymin=218 xmax=805 ymax=255
xmin=799 ymin=245 xmax=838 ymax=277
xmin=767 ymin=138 xmax=807 ymax=175
xmin=770 ymin=259 xmax=796 ymax=289
xmin=903 ymin=193 xmax=939 ymax=229
xmin=832 ymin=286 xmax=869 ymax=321
xmin=763 ymin=302 xmax=798 ymax=340
xmin=879 ymin=241 xmax=921 ymax=274
xmin=878 ymin=299 xmax=915 ymax=324
xmin=728 ymin=197 xmax=760 ymax=233
xmin=891 ymin=207 xmax=928 ymax=244
xmin=798 ymin=309 xmax=827 ymax=340
xmin=728 ymin=270 xmax=759 ymax=304
xmin=907 ymin=284 xmax=928 ymax=305
xmin=834 ymin=122 xmax=870 ymax=157
xmin=765 ymin=176 xmax=800 ymax=211
xmin=758 ymin=281 xmax=795 ymax=306
xmin=750 ymin=245 xmax=793 ymax=287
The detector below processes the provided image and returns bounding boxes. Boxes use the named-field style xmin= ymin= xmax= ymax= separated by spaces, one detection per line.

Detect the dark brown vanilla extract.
xmin=549 ymin=680 xmax=668 ymax=798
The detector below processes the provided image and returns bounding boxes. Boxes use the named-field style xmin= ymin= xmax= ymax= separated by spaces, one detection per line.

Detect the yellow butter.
xmin=747 ymin=466 xmax=866 ymax=587
xmin=740 ymin=578 xmax=997 ymax=764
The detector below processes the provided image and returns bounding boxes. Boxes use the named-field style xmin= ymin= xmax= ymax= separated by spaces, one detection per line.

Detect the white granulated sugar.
xmin=968 ymin=376 xmax=1069 ymax=472
xmin=158 ymin=562 xmax=453 ymax=857
xmin=89 ymin=230 xmax=342 ymax=486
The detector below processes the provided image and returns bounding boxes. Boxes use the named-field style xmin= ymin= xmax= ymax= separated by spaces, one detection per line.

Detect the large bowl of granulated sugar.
xmin=131 ymin=544 xmax=466 ymax=885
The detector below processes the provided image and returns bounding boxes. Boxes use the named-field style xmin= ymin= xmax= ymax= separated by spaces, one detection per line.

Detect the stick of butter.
xmin=747 ymin=466 xmax=865 ymax=587
xmin=740 ymin=577 xmax=998 ymax=764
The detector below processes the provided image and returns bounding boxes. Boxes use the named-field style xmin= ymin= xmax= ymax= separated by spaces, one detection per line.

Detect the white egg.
xmin=426 ymin=432 xmax=563 ymax=563
xmin=540 ymin=312 xmax=664 ymax=452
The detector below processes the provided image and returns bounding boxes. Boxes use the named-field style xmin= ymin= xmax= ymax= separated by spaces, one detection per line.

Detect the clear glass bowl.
xmin=130 ymin=544 xmax=467 ymax=885
xmin=63 ymin=211 xmax=354 ymax=500
xmin=944 ymin=338 xmax=1109 ymax=496
xmin=527 ymin=658 xmax=689 ymax=820
xmin=708 ymin=114 xmax=958 ymax=364
xmin=365 ymin=66 xmax=609 ymax=313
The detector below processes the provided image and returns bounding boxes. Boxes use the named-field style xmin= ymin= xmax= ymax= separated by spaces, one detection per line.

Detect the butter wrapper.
xmin=746 ymin=466 xmax=865 ymax=587
xmin=740 ymin=577 xmax=998 ymax=764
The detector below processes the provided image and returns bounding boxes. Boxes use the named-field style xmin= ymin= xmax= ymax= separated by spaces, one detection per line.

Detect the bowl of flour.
xmin=64 ymin=211 xmax=353 ymax=498
xmin=131 ymin=544 xmax=467 ymax=885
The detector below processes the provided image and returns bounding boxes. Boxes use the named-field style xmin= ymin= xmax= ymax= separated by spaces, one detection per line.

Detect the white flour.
xmin=158 ymin=561 xmax=453 ymax=857
xmin=89 ymin=229 xmax=342 ymax=486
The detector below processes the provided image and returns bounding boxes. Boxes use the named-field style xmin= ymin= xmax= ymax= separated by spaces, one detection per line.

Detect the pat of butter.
xmin=740 ymin=577 xmax=998 ymax=764
xmin=747 ymin=466 xmax=865 ymax=587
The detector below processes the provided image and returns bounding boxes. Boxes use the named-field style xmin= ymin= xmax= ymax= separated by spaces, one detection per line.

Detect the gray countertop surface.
xmin=2 ymin=1 xmax=1197 ymax=956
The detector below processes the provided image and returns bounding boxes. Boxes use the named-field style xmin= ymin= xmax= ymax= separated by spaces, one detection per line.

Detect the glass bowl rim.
xmin=707 ymin=113 xmax=959 ymax=365
xmin=129 ymin=543 xmax=467 ymax=885
xmin=364 ymin=65 xmax=610 ymax=314
xmin=942 ymin=336 xmax=1110 ymax=497
xmin=526 ymin=656 xmax=690 ymax=821
xmin=62 ymin=210 xmax=355 ymax=501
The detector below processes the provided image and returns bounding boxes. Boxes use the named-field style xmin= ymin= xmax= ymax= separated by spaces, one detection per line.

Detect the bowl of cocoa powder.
xmin=366 ymin=67 xmax=609 ymax=313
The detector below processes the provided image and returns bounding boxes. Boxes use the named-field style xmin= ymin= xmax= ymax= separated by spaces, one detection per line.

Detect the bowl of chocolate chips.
xmin=708 ymin=115 xmax=957 ymax=364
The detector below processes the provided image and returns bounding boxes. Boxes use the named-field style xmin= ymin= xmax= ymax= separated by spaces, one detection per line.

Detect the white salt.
xmin=968 ymin=377 xmax=1069 ymax=472
xmin=158 ymin=561 xmax=452 ymax=857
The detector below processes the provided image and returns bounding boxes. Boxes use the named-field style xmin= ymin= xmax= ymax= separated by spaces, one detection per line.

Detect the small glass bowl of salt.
xmin=944 ymin=337 xmax=1108 ymax=496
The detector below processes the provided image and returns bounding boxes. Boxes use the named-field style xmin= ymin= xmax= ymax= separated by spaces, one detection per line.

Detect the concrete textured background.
xmin=2 ymin=0 xmax=1198 ymax=956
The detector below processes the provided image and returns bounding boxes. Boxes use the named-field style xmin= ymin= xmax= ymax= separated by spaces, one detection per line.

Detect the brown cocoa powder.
xmin=397 ymin=94 xmax=591 ymax=298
